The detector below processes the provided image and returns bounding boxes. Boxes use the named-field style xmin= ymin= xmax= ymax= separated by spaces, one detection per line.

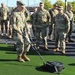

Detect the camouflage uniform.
xmin=54 ymin=6 xmax=70 ymax=54
xmin=12 ymin=1 xmax=30 ymax=62
xmin=65 ymin=4 xmax=74 ymax=42
xmin=0 ymin=3 xmax=9 ymax=36
xmin=9 ymin=6 xmax=29 ymax=38
xmin=49 ymin=4 xmax=58 ymax=40
xmin=30 ymin=8 xmax=37 ymax=36
xmin=34 ymin=2 xmax=50 ymax=50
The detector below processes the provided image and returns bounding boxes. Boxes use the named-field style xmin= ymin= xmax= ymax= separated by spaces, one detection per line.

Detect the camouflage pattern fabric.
xmin=55 ymin=13 xmax=70 ymax=50
xmin=12 ymin=9 xmax=30 ymax=56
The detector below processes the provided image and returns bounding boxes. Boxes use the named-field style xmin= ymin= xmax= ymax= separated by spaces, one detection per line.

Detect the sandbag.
xmin=43 ymin=61 xmax=65 ymax=73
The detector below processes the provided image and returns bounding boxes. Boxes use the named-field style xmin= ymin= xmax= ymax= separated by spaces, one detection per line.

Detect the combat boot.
xmin=44 ymin=45 xmax=49 ymax=51
xmin=36 ymin=46 xmax=40 ymax=50
xmin=1 ymin=33 xmax=4 ymax=36
xmin=53 ymin=48 xmax=59 ymax=52
xmin=22 ymin=54 xmax=30 ymax=61
xmin=17 ymin=56 xmax=25 ymax=62
xmin=62 ymin=50 xmax=65 ymax=54
xmin=49 ymin=35 xmax=52 ymax=41
xmin=9 ymin=35 xmax=12 ymax=38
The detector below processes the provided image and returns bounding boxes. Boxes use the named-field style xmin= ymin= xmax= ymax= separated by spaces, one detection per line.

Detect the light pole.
xmin=6 ymin=0 xmax=8 ymax=6
xmin=65 ymin=0 xmax=67 ymax=11
xmin=28 ymin=0 xmax=29 ymax=10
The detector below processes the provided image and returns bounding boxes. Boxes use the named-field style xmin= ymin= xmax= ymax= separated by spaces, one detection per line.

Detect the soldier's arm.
xmin=47 ymin=11 xmax=51 ymax=25
xmin=24 ymin=8 xmax=29 ymax=20
xmin=64 ymin=14 xmax=70 ymax=33
xmin=12 ymin=13 xmax=20 ymax=33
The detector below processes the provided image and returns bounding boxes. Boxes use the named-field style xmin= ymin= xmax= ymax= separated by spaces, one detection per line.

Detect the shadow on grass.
xmin=68 ymin=63 xmax=75 ymax=66
xmin=0 ymin=59 xmax=17 ymax=62
xmin=36 ymin=66 xmax=50 ymax=73
xmin=0 ymin=46 xmax=14 ymax=51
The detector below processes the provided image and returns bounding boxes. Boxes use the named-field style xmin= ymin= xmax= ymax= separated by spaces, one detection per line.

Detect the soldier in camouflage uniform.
xmin=12 ymin=1 xmax=31 ymax=62
xmin=54 ymin=6 xmax=70 ymax=54
xmin=65 ymin=4 xmax=74 ymax=42
xmin=30 ymin=7 xmax=37 ymax=37
xmin=34 ymin=2 xmax=51 ymax=50
xmin=48 ymin=4 xmax=58 ymax=41
xmin=0 ymin=3 xmax=9 ymax=36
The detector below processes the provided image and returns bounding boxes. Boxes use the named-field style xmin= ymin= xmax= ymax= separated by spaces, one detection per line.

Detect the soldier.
xmin=65 ymin=4 xmax=74 ymax=42
xmin=30 ymin=7 xmax=37 ymax=37
xmin=53 ymin=6 xmax=70 ymax=54
xmin=0 ymin=3 xmax=9 ymax=36
xmin=34 ymin=2 xmax=51 ymax=50
xmin=48 ymin=4 xmax=58 ymax=41
xmin=12 ymin=1 xmax=31 ymax=62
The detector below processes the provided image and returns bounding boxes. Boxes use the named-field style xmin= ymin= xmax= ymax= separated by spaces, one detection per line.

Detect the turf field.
xmin=0 ymin=44 xmax=75 ymax=75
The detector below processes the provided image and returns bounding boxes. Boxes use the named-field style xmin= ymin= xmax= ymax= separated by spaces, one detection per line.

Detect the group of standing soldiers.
xmin=0 ymin=0 xmax=74 ymax=62
xmin=30 ymin=2 xmax=74 ymax=54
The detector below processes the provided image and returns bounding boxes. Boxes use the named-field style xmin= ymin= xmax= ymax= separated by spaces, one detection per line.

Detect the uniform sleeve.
xmin=47 ymin=10 xmax=51 ymax=22
xmin=12 ymin=13 xmax=17 ymax=30
xmin=64 ymin=14 xmax=70 ymax=33
xmin=24 ymin=8 xmax=29 ymax=20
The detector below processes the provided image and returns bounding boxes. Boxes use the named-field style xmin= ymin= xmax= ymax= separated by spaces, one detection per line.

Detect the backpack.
xmin=43 ymin=61 xmax=64 ymax=73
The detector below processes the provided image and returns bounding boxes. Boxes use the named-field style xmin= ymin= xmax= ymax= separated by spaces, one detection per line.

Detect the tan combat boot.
xmin=62 ymin=50 xmax=65 ymax=54
xmin=17 ymin=56 xmax=25 ymax=62
xmin=36 ymin=46 xmax=40 ymax=50
xmin=44 ymin=45 xmax=49 ymax=51
xmin=53 ymin=48 xmax=59 ymax=52
xmin=49 ymin=35 xmax=52 ymax=41
xmin=22 ymin=54 xmax=30 ymax=61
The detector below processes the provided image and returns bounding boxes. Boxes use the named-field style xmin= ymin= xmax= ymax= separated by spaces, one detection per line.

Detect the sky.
xmin=0 ymin=0 xmax=74 ymax=7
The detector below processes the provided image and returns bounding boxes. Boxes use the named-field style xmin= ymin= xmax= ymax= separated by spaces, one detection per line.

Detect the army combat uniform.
xmin=34 ymin=2 xmax=51 ymax=50
xmin=54 ymin=6 xmax=70 ymax=54
xmin=48 ymin=4 xmax=58 ymax=40
xmin=0 ymin=3 xmax=9 ymax=36
xmin=12 ymin=1 xmax=30 ymax=62
xmin=65 ymin=4 xmax=74 ymax=42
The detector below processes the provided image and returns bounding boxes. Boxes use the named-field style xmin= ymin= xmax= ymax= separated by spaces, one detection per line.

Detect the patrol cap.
xmin=67 ymin=4 xmax=72 ymax=8
xmin=57 ymin=6 xmax=63 ymax=10
xmin=17 ymin=0 xmax=25 ymax=7
xmin=53 ymin=3 xmax=58 ymax=7
xmin=40 ymin=2 xmax=44 ymax=4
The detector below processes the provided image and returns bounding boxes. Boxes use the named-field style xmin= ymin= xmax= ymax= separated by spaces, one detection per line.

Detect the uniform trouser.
xmin=67 ymin=21 xmax=73 ymax=40
xmin=1 ymin=20 xmax=8 ymax=33
xmin=49 ymin=23 xmax=56 ymax=39
xmin=35 ymin=27 xmax=47 ymax=47
xmin=55 ymin=30 xmax=67 ymax=50
xmin=13 ymin=32 xmax=30 ymax=56
xmin=9 ymin=25 xmax=12 ymax=36
xmin=32 ymin=25 xmax=36 ymax=37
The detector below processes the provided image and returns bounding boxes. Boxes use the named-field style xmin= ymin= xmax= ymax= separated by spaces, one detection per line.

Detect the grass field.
xmin=0 ymin=44 xmax=75 ymax=75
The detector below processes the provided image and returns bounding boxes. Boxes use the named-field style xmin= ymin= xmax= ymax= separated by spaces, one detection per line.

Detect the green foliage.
xmin=55 ymin=0 xmax=65 ymax=6
xmin=41 ymin=0 xmax=52 ymax=10
xmin=68 ymin=1 xmax=75 ymax=14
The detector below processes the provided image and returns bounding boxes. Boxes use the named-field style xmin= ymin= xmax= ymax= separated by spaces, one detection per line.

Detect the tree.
xmin=55 ymin=0 xmax=65 ymax=6
xmin=68 ymin=1 xmax=75 ymax=14
xmin=41 ymin=0 xmax=52 ymax=10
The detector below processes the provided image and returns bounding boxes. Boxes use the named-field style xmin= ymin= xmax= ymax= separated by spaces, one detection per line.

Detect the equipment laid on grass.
xmin=31 ymin=44 xmax=64 ymax=74
xmin=25 ymin=22 xmax=64 ymax=74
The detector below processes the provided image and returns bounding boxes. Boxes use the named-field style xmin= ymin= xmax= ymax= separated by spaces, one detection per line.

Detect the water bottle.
xmin=6 ymin=39 xmax=8 ymax=44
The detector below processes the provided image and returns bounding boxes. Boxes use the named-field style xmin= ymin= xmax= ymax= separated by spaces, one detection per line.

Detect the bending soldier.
xmin=12 ymin=1 xmax=30 ymax=62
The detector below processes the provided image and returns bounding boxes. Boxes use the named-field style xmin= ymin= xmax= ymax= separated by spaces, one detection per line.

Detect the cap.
xmin=40 ymin=2 xmax=44 ymax=4
xmin=53 ymin=4 xmax=58 ymax=7
xmin=17 ymin=0 xmax=25 ymax=6
xmin=57 ymin=6 xmax=63 ymax=10
xmin=67 ymin=4 xmax=72 ymax=8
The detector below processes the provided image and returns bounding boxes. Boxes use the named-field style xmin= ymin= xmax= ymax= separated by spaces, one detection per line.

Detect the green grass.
xmin=0 ymin=44 xmax=75 ymax=75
